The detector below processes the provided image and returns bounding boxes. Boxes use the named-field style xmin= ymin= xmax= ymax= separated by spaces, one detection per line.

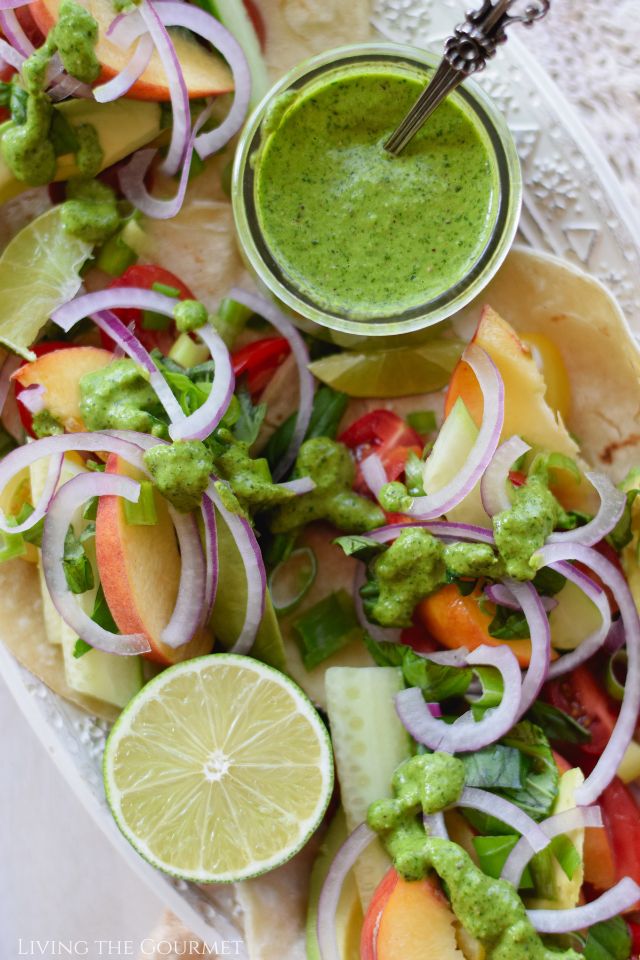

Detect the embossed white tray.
xmin=2 ymin=0 xmax=640 ymax=952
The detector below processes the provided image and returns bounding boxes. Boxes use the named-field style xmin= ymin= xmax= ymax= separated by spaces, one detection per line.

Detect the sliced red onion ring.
xmin=93 ymin=34 xmax=153 ymax=102
xmin=605 ymin=617 xmax=626 ymax=653
xmin=317 ymin=822 xmax=376 ymax=960
xmin=535 ymin=542 xmax=640 ymax=805
xmin=0 ymin=352 xmax=22 ymax=415
xmin=138 ymin=0 xmax=189 ymax=176
xmin=277 ymin=477 xmax=316 ymax=495
xmin=501 ymin=805 xmax=603 ymax=888
xmin=457 ymin=786 xmax=549 ymax=853
xmin=47 ymin=73 xmax=93 ymax=101
xmin=0 ymin=35 xmax=24 ymax=68
xmin=427 ymin=647 xmax=470 ymax=667
xmin=368 ymin=520 xmax=496 ymax=545
xmin=42 ymin=471 xmax=150 ymax=655
xmin=228 ymin=289 xmax=315 ymax=480
xmin=106 ymin=8 xmax=143 ymax=46
xmin=206 ymin=480 xmax=265 ymax=654
xmin=201 ymin=493 xmax=218 ymax=621
xmin=53 ymin=287 xmax=182 ymax=334
xmin=423 ymin=811 xmax=449 ymax=840
xmin=119 ymin=101 xmax=213 ymax=219
xmin=484 ymin=582 xmax=557 ymax=613
xmin=0 ymin=8 xmax=32 ymax=57
xmin=155 ymin=2 xmax=250 ymax=161
xmin=161 ymin=504 xmax=206 ymax=647
xmin=0 ymin=432 xmax=145 ymax=535
xmin=546 ymin=561 xmax=612 ymax=678
xmin=528 ymin=877 xmax=640 ymax=933
xmin=503 ymin=579 xmax=550 ymax=716
xmin=168 ymin=321 xmax=234 ymax=441
xmin=480 ymin=436 xmax=530 ymax=518
xmin=408 ymin=346 xmax=504 ymax=519
xmin=395 ymin=644 xmax=522 ymax=754
xmin=361 ymin=452 xmax=387 ymax=500
xmin=16 ymin=383 xmax=46 ymax=415
xmin=548 ymin=472 xmax=626 ymax=547
xmin=352 ymin=563 xmax=401 ymax=645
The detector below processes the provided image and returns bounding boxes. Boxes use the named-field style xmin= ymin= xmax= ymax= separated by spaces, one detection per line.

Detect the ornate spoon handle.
xmin=384 ymin=0 xmax=551 ymax=156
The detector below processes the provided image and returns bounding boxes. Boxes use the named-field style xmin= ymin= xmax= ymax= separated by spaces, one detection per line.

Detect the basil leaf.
xmin=583 ymin=917 xmax=632 ymax=960
xmin=527 ymin=701 xmax=592 ymax=745
xmin=462 ymin=745 xmax=525 ymax=790
xmin=532 ymin=566 xmax=566 ymax=597
xmin=292 ymin=590 xmax=362 ymax=670
xmin=62 ymin=527 xmax=94 ymax=595
xmin=90 ymin=584 xmax=119 ymax=634
xmin=73 ymin=639 xmax=92 ymax=659
xmin=363 ymin=634 xmax=472 ymax=701
xmin=233 ymin=386 xmax=267 ymax=445
xmin=488 ymin=605 xmax=530 ymax=639
xmin=265 ymin=385 xmax=348 ymax=472
xmin=333 ymin=535 xmax=386 ymax=562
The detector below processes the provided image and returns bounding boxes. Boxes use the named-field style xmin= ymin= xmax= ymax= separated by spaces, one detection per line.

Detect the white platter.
xmin=2 ymin=0 xmax=640 ymax=953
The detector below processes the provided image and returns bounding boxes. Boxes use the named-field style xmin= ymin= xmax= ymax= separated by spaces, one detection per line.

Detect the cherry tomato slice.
xmin=12 ymin=341 xmax=80 ymax=436
xmin=544 ymin=664 xmax=618 ymax=758
xmin=231 ymin=337 xmax=291 ymax=397
xmin=339 ymin=410 xmax=422 ymax=494
xmin=243 ymin=0 xmax=266 ymax=49
xmin=103 ymin=265 xmax=195 ymax=355
xmin=600 ymin=778 xmax=640 ymax=891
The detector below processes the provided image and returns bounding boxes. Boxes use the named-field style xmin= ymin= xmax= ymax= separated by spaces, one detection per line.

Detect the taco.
xmin=1 ymin=2 xmax=640 ymax=959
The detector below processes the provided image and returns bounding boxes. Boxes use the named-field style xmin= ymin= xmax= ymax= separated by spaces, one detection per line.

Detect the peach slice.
xmin=362 ymin=868 xmax=481 ymax=960
xmin=30 ymin=0 xmax=233 ymax=100
xmin=12 ymin=346 xmax=113 ymax=433
xmin=96 ymin=454 xmax=212 ymax=665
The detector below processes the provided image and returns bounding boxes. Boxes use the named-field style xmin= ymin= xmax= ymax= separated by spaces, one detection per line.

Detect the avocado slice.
xmin=0 ymin=98 xmax=162 ymax=204
xmin=306 ymin=808 xmax=363 ymax=960
xmin=527 ymin=768 xmax=586 ymax=909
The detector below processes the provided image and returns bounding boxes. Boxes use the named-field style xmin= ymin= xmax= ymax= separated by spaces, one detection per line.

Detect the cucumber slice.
xmin=422 ymin=397 xmax=487 ymax=527
xmin=306 ymin=808 xmax=362 ymax=960
xmin=325 ymin=666 xmax=411 ymax=908
xmin=548 ymin=580 xmax=603 ymax=651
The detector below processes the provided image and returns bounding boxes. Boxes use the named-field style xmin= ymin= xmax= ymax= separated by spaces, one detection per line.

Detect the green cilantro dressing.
xmin=143 ymin=441 xmax=214 ymax=513
xmin=368 ymin=755 xmax=580 ymax=960
xmin=61 ymin=178 xmax=119 ymax=243
xmin=79 ymin=359 xmax=168 ymax=436
xmin=31 ymin=409 xmax=63 ymax=437
xmin=214 ymin=438 xmax=293 ymax=513
xmin=254 ymin=67 xmax=497 ymax=320
xmin=270 ymin=437 xmax=385 ymax=533
xmin=174 ymin=300 xmax=209 ymax=333
xmin=0 ymin=0 xmax=101 ymax=187
xmin=493 ymin=475 xmax=565 ymax=581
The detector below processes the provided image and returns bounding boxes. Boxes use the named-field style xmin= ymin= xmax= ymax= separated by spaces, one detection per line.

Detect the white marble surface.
xmin=0 ymin=678 xmax=164 ymax=957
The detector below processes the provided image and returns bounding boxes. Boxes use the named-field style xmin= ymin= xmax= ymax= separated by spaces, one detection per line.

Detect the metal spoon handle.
xmin=384 ymin=0 xmax=551 ymax=156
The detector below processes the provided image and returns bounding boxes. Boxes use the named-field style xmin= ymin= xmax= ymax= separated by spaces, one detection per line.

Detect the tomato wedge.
xmin=231 ymin=337 xmax=291 ymax=397
xmin=600 ymin=778 xmax=640 ymax=891
xmin=101 ymin=265 xmax=196 ymax=355
xmin=544 ymin=664 xmax=617 ymax=758
xmin=339 ymin=410 xmax=422 ymax=493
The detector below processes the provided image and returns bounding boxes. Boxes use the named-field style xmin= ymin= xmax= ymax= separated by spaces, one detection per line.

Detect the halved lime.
xmin=103 ymin=653 xmax=333 ymax=883
xmin=308 ymin=340 xmax=463 ymax=398
xmin=0 ymin=207 xmax=91 ymax=360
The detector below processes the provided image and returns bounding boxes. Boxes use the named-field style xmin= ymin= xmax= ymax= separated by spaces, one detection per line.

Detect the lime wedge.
xmin=0 ymin=207 xmax=91 ymax=360
xmin=308 ymin=340 xmax=463 ymax=398
xmin=103 ymin=653 xmax=333 ymax=882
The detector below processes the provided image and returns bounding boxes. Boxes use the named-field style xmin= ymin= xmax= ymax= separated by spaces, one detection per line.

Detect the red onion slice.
xmin=119 ymin=100 xmax=214 ymax=220
xmin=138 ymin=0 xmax=189 ymax=176
xmin=408 ymin=346 xmax=504 ymax=520
xmin=353 ymin=563 xmax=401 ymax=645
xmin=155 ymin=2 xmax=250 ymax=161
xmin=16 ymin=383 xmax=46 ymax=415
xmin=504 ymin=579 xmax=550 ymax=715
xmin=368 ymin=520 xmax=496 ymax=546
xmin=484 ymin=582 xmax=557 ymax=613
xmin=317 ymin=822 xmax=376 ymax=960
xmin=605 ymin=617 xmax=626 ymax=653
xmin=201 ymin=493 xmax=218 ymax=621
xmin=0 ymin=8 xmax=32 ymax=56
xmin=546 ymin=561 xmax=611 ymax=678
xmin=0 ymin=0 xmax=30 ymax=13
xmin=395 ymin=644 xmax=522 ymax=753
xmin=277 ymin=477 xmax=316 ymax=495
xmin=423 ymin=811 xmax=449 ymax=840
xmin=480 ymin=436 xmax=530 ymax=517
xmin=42 ymin=471 xmax=150 ymax=655
xmin=228 ymin=289 xmax=315 ymax=480
xmin=161 ymin=505 xmax=206 ymax=647
xmin=527 ymin=877 xmax=640 ymax=933
xmin=0 ymin=35 xmax=24 ymax=68
xmin=168 ymin=321 xmax=234 ymax=441
xmin=93 ymin=34 xmax=153 ymax=102
xmin=206 ymin=480 xmax=266 ymax=654
xmin=0 ymin=432 xmax=145 ymax=535
xmin=548 ymin=472 xmax=626 ymax=547
xmin=361 ymin=452 xmax=387 ymax=500
xmin=457 ymin=786 xmax=550 ymax=853
xmin=501 ymin=805 xmax=603 ymax=888
xmin=535 ymin=542 xmax=640 ymax=805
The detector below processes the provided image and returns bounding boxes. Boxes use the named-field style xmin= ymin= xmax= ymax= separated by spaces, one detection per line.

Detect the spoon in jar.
xmin=384 ymin=0 xmax=551 ymax=156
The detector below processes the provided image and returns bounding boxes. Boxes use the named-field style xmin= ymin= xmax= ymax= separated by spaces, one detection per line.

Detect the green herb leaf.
xmin=90 ymin=584 xmax=119 ymax=633
xmin=333 ymin=534 xmax=386 ymax=562
xmin=233 ymin=387 xmax=267 ymax=446
xmin=532 ymin=566 xmax=567 ymax=597
xmin=264 ymin=385 xmax=348 ymax=473
xmin=462 ymin=745 xmax=525 ymax=790
xmin=49 ymin=109 xmax=80 ymax=157
xmin=472 ymin=835 xmax=534 ymax=889
xmin=583 ymin=917 xmax=631 ymax=960
xmin=11 ymin=503 xmax=45 ymax=547
xmin=406 ymin=410 xmax=437 ymax=434
xmin=62 ymin=526 xmax=94 ymax=595
xmin=73 ymin=638 xmax=93 ymax=659
xmin=488 ymin=605 xmax=531 ymax=639
xmin=292 ymin=590 xmax=362 ymax=670
xmin=607 ymin=488 xmax=640 ymax=552
xmin=82 ymin=496 xmax=98 ymax=521
xmin=527 ymin=701 xmax=592 ymax=745
xmin=363 ymin=634 xmax=472 ymax=701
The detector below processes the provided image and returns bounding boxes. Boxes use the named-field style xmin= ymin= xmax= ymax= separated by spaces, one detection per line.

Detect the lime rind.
xmin=103 ymin=653 xmax=334 ymax=884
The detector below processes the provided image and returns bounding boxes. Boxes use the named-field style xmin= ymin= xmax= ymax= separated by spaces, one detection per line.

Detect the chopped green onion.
xmin=0 ymin=528 xmax=26 ymax=562
xmin=605 ymin=649 xmax=627 ymax=702
xmin=120 ymin=217 xmax=148 ymax=257
xmin=268 ymin=547 xmax=317 ymax=615
xmin=468 ymin=665 xmax=504 ymax=718
xmin=407 ymin=410 xmax=437 ymax=434
xmin=292 ymin=590 xmax=361 ymax=670
xmin=472 ymin=835 xmax=534 ymax=889
xmin=151 ymin=281 xmax=181 ymax=298
xmin=95 ymin=232 xmax=138 ymax=276
xmin=123 ymin=482 xmax=158 ymax=526
xmin=213 ymin=297 xmax=253 ymax=347
xmin=168 ymin=332 xmax=210 ymax=369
